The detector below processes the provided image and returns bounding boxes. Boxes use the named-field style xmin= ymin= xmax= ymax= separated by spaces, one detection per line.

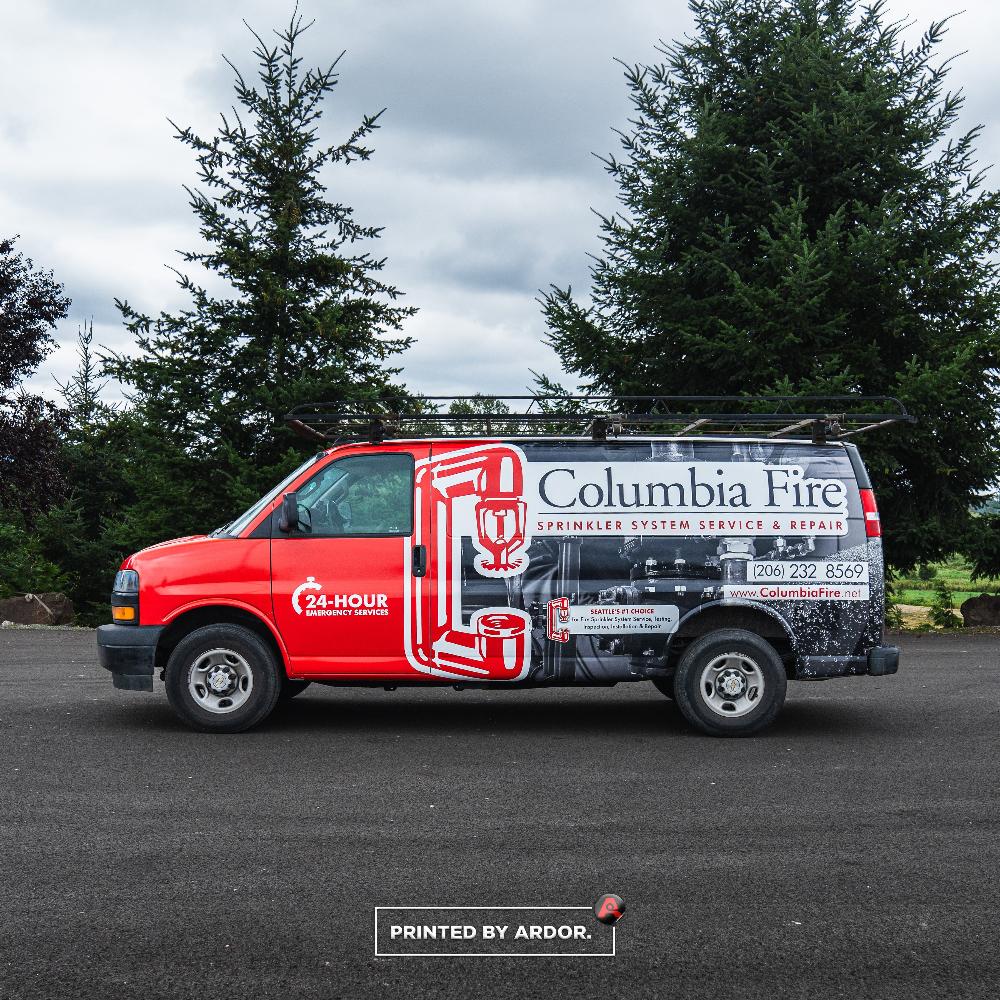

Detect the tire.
xmin=651 ymin=678 xmax=674 ymax=700
xmin=673 ymin=629 xmax=787 ymax=737
xmin=165 ymin=624 xmax=282 ymax=733
xmin=279 ymin=679 xmax=312 ymax=703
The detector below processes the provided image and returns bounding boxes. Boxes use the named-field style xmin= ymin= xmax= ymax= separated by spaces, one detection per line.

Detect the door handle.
xmin=412 ymin=543 xmax=427 ymax=577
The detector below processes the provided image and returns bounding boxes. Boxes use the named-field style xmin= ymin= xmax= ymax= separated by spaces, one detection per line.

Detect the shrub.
xmin=0 ymin=513 xmax=70 ymax=598
xmin=929 ymin=580 xmax=959 ymax=628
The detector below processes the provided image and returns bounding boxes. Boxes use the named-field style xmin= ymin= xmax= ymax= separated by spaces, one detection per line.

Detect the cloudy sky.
xmin=4 ymin=0 xmax=1000 ymax=403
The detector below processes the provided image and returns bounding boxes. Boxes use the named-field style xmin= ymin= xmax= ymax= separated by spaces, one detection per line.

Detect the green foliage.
xmin=542 ymin=0 xmax=1000 ymax=573
xmin=884 ymin=601 xmax=904 ymax=630
xmin=0 ymin=236 xmax=72 ymax=605
xmin=896 ymin=553 xmax=998 ymax=590
xmin=929 ymin=578 xmax=958 ymax=628
xmin=104 ymin=12 xmax=415 ymax=537
xmin=893 ymin=554 xmax=999 ymax=620
xmin=444 ymin=395 xmax=519 ymax=436
xmin=883 ymin=575 xmax=903 ymax=629
xmin=961 ymin=512 xmax=1000 ymax=580
xmin=33 ymin=324 xmax=139 ymax=621
xmin=0 ymin=512 xmax=70 ymax=598
xmin=0 ymin=235 xmax=71 ymax=519
xmin=0 ymin=236 xmax=71 ymax=393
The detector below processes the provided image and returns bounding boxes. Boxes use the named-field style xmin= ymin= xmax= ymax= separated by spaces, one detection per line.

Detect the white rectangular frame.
xmin=374 ymin=906 xmax=616 ymax=958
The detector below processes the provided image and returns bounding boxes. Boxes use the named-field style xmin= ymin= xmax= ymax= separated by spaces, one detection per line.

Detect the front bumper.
xmin=96 ymin=623 xmax=164 ymax=691
xmin=797 ymin=645 xmax=900 ymax=680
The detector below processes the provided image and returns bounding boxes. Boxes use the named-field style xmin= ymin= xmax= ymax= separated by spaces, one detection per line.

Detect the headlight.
xmin=112 ymin=570 xmax=140 ymax=624
xmin=113 ymin=570 xmax=139 ymax=594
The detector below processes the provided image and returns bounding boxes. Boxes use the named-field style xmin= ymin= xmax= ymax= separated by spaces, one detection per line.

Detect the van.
xmin=96 ymin=397 xmax=905 ymax=736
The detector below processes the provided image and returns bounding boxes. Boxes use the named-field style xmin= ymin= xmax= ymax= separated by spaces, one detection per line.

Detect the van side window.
xmin=291 ymin=453 xmax=414 ymax=537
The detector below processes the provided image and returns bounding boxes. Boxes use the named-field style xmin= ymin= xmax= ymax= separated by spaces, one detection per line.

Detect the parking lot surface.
xmin=0 ymin=628 xmax=997 ymax=999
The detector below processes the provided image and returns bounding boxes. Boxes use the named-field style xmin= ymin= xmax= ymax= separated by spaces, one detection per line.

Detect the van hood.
xmin=120 ymin=535 xmax=208 ymax=567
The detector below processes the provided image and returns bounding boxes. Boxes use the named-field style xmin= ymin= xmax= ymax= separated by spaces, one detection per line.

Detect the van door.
xmin=270 ymin=446 xmax=431 ymax=677
xmin=403 ymin=442 xmax=534 ymax=682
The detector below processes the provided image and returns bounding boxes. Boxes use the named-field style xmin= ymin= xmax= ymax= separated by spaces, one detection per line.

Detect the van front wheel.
xmin=673 ymin=629 xmax=786 ymax=737
xmin=165 ymin=624 xmax=282 ymax=733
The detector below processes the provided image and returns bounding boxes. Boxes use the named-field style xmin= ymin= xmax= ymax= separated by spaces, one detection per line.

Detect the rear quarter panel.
xmin=447 ymin=439 xmax=880 ymax=679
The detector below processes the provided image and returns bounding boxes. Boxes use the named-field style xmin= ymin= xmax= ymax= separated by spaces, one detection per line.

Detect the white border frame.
xmin=374 ymin=906 xmax=616 ymax=958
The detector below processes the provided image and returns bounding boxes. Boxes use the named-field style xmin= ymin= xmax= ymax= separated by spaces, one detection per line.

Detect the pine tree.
xmin=541 ymin=0 xmax=1000 ymax=574
xmin=34 ymin=323 xmax=136 ymax=619
xmin=106 ymin=12 xmax=415 ymax=533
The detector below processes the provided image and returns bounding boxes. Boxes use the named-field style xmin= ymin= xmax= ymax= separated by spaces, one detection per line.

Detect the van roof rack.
xmin=284 ymin=395 xmax=915 ymax=446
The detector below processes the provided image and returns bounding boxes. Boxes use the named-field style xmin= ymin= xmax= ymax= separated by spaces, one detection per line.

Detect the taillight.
xmin=859 ymin=488 xmax=881 ymax=538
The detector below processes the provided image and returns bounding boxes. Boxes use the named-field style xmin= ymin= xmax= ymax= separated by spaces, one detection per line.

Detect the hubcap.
xmin=188 ymin=648 xmax=253 ymax=715
xmin=699 ymin=652 xmax=764 ymax=718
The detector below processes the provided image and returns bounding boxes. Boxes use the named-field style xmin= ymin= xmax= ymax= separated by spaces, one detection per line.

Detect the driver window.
xmin=291 ymin=453 xmax=414 ymax=537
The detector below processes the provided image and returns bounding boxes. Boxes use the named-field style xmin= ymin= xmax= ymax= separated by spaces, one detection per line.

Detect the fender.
xmin=666 ymin=599 xmax=797 ymax=653
xmin=161 ymin=598 xmax=293 ymax=668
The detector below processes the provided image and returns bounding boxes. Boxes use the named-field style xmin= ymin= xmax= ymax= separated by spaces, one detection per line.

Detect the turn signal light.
xmin=112 ymin=606 xmax=137 ymax=623
xmin=859 ymin=489 xmax=881 ymax=538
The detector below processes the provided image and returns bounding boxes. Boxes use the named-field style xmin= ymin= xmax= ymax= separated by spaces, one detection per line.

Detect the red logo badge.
xmin=546 ymin=597 xmax=570 ymax=643
xmin=594 ymin=893 xmax=625 ymax=924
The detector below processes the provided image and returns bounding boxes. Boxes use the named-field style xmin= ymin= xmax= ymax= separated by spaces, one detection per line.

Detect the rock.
xmin=0 ymin=592 xmax=75 ymax=626
xmin=959 ymin=593 xmax=1000 ymax=627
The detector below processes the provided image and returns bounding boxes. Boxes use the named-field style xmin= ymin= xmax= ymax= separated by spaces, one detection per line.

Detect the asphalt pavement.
xmin=0 ymin=628 xmax=997 ymax=999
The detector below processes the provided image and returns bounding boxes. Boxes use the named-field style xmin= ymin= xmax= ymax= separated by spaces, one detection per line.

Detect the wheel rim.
xmin=699 ymin=652 xmax=764 ymax=718
xmin=188 ymin=648 xmax=254 ymax=715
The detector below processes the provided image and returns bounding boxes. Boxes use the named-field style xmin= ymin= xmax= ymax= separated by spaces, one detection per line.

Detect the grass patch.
xmin=893 ymin=555 xmax=1000 ymax=610
xmin=897 ymin=588 xmax=990 ymax=608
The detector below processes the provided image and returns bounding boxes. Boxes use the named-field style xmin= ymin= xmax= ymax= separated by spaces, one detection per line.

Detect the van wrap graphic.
xmin=529 ymin=461 xmax=848 ymax=536
xmin=546 ymin=599 xmax=681 ymax=638
xmin=291 ymin=576 xmax=322 ymax=614
xmin=404 ymin=445 xmax=533 ymax=681
xmin=292 ymin=577 xmax=390 ymax=617
xmin=408 ymin=439 xmax=878 ymax=683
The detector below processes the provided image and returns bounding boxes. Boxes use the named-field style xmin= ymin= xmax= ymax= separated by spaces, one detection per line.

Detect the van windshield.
xmin=213 ymin=454 xmax=322 ymax=537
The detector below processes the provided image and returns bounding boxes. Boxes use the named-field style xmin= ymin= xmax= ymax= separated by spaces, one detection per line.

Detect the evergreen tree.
xmin=33 ymin=323 xmax=137 ymax=619
xmin=0 ymin=235 xmax=70 ymax=517
xmin=106 ymin=12 xmax=415 ymax=535
xmin=542 ymin=0 xmax=1000 ymax=574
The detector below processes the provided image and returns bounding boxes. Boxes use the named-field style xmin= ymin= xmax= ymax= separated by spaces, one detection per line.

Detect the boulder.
xmin=0 ymin=592 xmax=75 ymax=625
xmin=959 ymin=593 xmax=1000 ymax=628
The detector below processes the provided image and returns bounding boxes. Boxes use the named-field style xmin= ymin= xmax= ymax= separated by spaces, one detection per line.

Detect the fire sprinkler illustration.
xmin=405 ymin=444 xmax=533 ymax=681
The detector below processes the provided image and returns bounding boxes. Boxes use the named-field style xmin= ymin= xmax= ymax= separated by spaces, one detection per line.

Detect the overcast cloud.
xmin=3 ymin=0 xmax=999 ymax=402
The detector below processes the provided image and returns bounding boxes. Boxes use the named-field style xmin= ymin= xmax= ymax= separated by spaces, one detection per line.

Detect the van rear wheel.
xmin=165 ymin=624 xmax=282 ymax=733
xmin=673 ymin=629 xmax=786 ymax=737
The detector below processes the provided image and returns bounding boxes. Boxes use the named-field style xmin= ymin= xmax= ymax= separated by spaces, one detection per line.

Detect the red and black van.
xmin=97 ymin=397 xmax=904 ymax=736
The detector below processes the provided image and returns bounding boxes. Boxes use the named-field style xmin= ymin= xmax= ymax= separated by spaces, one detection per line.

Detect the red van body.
xmin=97 ymin=435 xmax=899 ymax=735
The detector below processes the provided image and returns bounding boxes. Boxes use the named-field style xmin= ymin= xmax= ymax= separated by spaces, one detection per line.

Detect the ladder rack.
xmin=284 ymin=395 xmax=915 ymax=445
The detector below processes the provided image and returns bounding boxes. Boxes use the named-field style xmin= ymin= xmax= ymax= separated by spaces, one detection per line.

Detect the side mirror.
xmin=278 ymin=492 xmax=299 ymax=533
